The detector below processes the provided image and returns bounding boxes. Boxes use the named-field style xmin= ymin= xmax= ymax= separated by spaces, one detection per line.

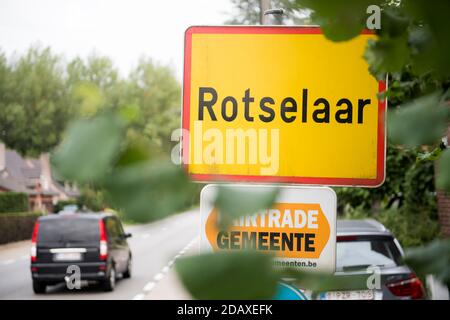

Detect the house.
xmin=0 ymin=143 xmax=79 ymax=213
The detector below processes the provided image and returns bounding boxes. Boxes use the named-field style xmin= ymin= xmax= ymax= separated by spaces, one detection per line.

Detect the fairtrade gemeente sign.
xmin=200 ymin=185 xmax=337 ymax=272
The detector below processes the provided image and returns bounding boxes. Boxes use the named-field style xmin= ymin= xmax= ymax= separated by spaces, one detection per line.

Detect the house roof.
xmin=0 ymin=148 xmax=62 ymax=196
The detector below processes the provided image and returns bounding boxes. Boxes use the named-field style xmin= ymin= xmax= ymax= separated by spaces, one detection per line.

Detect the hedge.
xmin=0 ymin=212 xmax=42 ymax=245
xmin=0 ymin=192 xmax=29 ymax=213
xmin=53 ymin=199 xmax=77 ymax=213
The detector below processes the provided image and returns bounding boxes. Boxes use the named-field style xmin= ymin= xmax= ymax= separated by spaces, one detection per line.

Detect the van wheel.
xmin=32 ymin=280 xmax=47 ymax=294
xmin=102 ymin=265 xmax=116 ymax=292
xmin=123 ymin=257 xmax=132 ymax=279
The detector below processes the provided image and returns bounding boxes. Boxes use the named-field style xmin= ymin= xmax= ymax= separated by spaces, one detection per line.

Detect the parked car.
xmin=30 ymin=212 xmax=132 ymax=294
xmin=313 ymin=219 xmax=426 ymax=300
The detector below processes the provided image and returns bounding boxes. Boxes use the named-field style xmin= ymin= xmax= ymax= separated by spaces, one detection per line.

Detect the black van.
xmin=30 ymin=212 xmax=132 ymax=293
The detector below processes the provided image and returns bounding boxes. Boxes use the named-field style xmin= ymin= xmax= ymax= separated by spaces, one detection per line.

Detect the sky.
xmin=0 ymin=0 xmax=233 ymax=79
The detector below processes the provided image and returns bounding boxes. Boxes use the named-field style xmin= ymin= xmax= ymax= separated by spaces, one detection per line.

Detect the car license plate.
xmin=53 ymin=252 xmax=82 ymax=261
xmin=319 ymin=290 xmax=374 ymax=300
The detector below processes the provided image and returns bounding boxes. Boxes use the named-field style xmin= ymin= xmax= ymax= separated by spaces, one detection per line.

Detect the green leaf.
xmin=115 ymin=137 xmax=154 ymax=168
xmin=175 ymin=251 xmax=279 ymax=299
xmin=51 ymin=113 xmax=124 ymax=184
xmin=403 ymin=239 xmax=450 ymax=286
xmin=379 ymin=8 xmax=409 ymax=38
xmin=364 ymin=36 xmax=410 ymax=77
xmin=214 ymin=185 xmax=278 ymax=227
xmin=312 ymin=14 xmax=365 ymax=42
xmin=388 ymin=92 xmax=450 ymax=148
xmin=408 ymin=25 xmax=442 ymax=77
xmin=295 ymin=0 xmax=380 ymax=42
xmin=403 ymin=0 xmax=450 ymax=78
xmin=436 ymin=149 xmax=450 ymax=192
xmin=104 ymin=161 xmax=194 ymax=223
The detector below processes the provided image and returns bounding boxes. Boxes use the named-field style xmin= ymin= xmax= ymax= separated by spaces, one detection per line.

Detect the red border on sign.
xmin=182 ymin=26 xmax=386 ymax=187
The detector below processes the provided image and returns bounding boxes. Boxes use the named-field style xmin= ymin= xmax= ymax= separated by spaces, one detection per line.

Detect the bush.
xmin=0 ymin=192 xmax=29 ymax=213
xmin=77 ymin=187 xmax=106 ymax=212
xmin=343 ymin=207 xmax=440 ymax=248
xmin=377 ymin=208 xmax=440 ymax=248
xmin=0 ymin=212 xmax=42 ymax=244
xmin=53 ymin=199 xmax=77 ymax=213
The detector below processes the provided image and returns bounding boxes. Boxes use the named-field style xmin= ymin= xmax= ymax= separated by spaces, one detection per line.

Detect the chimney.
xmin=0 ymin=142 xmax=5 ymax=171
xmin=39 ymin=153 xmax=52 ymax=191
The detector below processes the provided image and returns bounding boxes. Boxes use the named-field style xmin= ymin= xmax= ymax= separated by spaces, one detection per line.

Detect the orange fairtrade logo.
xmin=204 ymin=203 xmax=330 ymax=259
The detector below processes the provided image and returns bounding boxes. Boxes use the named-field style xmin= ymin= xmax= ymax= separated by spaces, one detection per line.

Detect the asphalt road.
xmin=0 ymin=209 xmax=199 ymax=300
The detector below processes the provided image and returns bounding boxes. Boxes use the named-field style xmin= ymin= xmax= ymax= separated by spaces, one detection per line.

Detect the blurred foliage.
xmin=51 ymin=110 xmax=195 ymax=223
xmin=52 ymin=112 xmax=125 ymax=184
xmin=176 ymin=251 xmax=279 ymax=299
xmin=290 ymin=0 xmax=450 ymax=293
xmin=0 ymin=192 xmax=29 ymax=213
xmin=404 ymin=239 xmax=450 ymax=286
xmin=295 ymin=0 xmax=382 ymax=41
xmin=76 ymin=187 xmax=107 ymax=212
xmin=388 ymin=92 xmax=449 ymax=148
xmin=55 ymin=186 xmax=108 ymax=213
xmin=176 ymin=250 xmax=375 ymax=299
xmin=104 ymin=162 xmax=194 ymax=223
xmin=199 ymin=0 xmax=450 ymax=300
xmin=1 ymin=0 xmax=449 ymax=300
xmin=53 ymin=200 xmax=77 ymax=213
xmin=0 ymin=47 xmax=182 ymax=160
xmin=335 ymin=144 xmax=437 ymax=215
xmin=226 ymin=0 xmax=263 ymax=24
xmin=214 ymin=185 xmax=278 ymax=227
xmin=344 ymin=207 xmax=439 ymax=248
xmin=0 ymin=46 xmax=190 ymax=220
xmin=285 ymin=268 xmax=370 ymax=292
xmin=127 ymin=57 xmax=182 ymax=154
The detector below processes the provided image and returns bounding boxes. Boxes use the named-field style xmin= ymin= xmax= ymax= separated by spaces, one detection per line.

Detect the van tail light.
xmin=99 ymin=219 xmax=108 ymax=261
xmin=387 ymin=274 xmax=425 ymax=299
xmin=31 ymin=221 xmax=39 ymax=262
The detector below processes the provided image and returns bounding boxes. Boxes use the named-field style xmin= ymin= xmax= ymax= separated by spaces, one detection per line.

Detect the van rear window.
xmin=38 ymin=218 xmax=100 ymax=243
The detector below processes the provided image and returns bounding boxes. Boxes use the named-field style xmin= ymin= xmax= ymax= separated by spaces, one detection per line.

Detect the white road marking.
xmin=131 ymin=236 xmax=199 ymax=300
xmin=143 ymin=281 xmax=155 ymax=292
xmin=142 ymin=234 xmax=150 ymax=239
xmin=153 ymin=273 xmax=164 ymax=282
xmin=132 ymin=294 xmax=145 ymax=300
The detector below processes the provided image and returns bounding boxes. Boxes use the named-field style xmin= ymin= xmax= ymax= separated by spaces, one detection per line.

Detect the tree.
xmin=0 ymin=47 xmax=73 ymax=157
xmin=49 ymin=0 xmax=450 ymax=297
xmin=66 ymin=54 xmax=125 ymax=117
xmin=226 ymin=0 xmax=311 ymax=25
xmin=127 ymin=58 xmax=181 ymax=155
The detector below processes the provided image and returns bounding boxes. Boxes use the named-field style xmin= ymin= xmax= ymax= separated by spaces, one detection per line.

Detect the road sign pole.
xmin=260 ymin=0 xmax=270 ymax=25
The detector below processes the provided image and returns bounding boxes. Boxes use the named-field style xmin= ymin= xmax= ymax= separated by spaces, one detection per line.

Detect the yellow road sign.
xmin=182 ymin=26 xmax=386 ymax=187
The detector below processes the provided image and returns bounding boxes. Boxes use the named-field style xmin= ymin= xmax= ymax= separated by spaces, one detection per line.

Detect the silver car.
xmin=314 ymin=219 xmax=426 ymax=300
